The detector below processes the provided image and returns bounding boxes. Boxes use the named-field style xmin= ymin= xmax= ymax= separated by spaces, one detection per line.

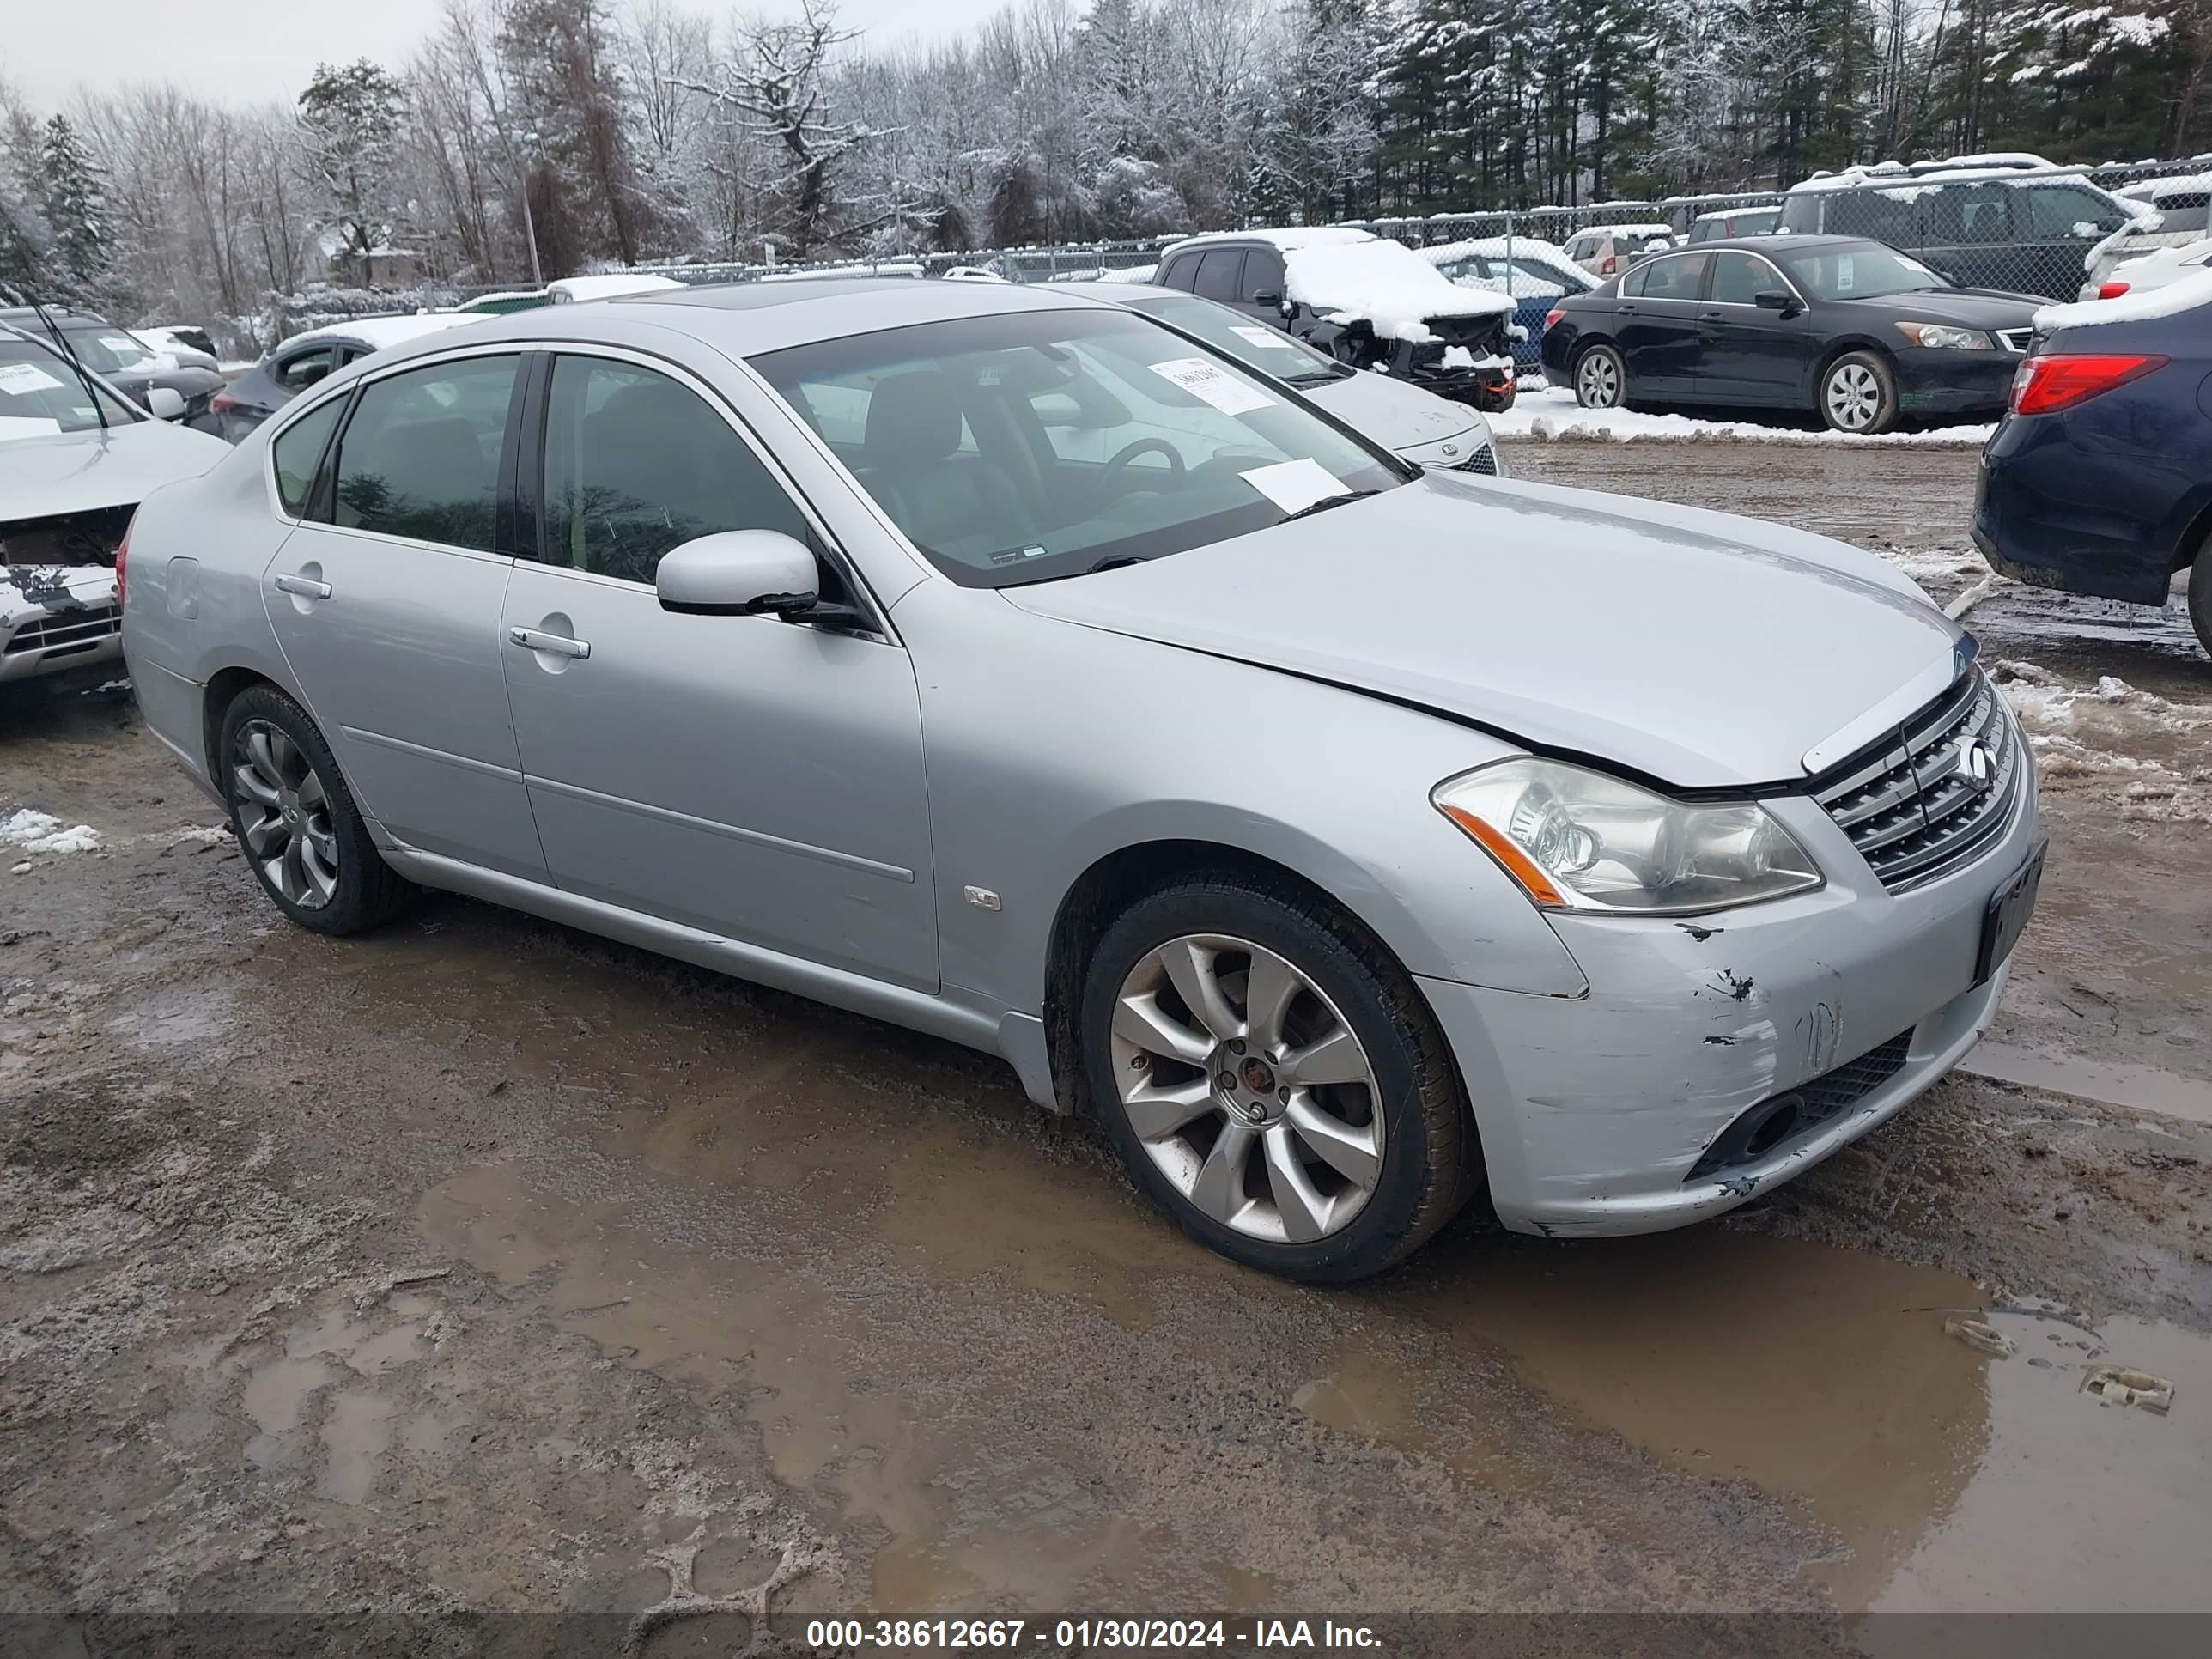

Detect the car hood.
xmin=1304 ymin=370 xmax=1485 ymax=454
xmin=1003 ymin=472 xmax=1966 ymax=789
xmin=1837 ymin=288 xmax=2041 ymax=326
xmin=0 ymin=417 xmax=231 ymax=523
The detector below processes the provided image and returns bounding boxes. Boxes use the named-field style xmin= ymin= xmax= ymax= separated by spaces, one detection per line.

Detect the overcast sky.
xmin=2 ymin=0 xmax=1006 ymax=111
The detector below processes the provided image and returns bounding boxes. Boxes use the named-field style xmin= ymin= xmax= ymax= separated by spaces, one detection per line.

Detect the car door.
xmin=1696 ymin=250 xmax=1812 ymax=404
xmin=1918 ymin=182 xmax=2019 ymax=292
xmin=261 ymin=349 xmax=546 ymax=878
xmin=1614 ymin=252 xmax=1711 ymax=393
xmin=501 ymin=349 xmax=939 ymax=989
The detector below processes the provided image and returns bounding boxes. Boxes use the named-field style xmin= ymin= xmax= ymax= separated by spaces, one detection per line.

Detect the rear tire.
xmin=217 ymin=684 xmax=416 ymax=935
xmin=1820 ymin=349 xmax=1899 ymax=434
xmin=1079 ymin=874 xmax=1477 ymax=1283
xmin=1573 ymin=343 xmax=1627 ymax=410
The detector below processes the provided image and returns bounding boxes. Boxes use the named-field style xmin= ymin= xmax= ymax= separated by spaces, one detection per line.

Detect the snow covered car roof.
xmin=278 ymin=313 xmax=483 ymax=354
xmin=2119 ymin=172 xmax=2212 ymax=202
xmin=547 ymin=272 xmax=685 ymax=303
xmin=1570 ymin=223 xmax=1673 ymax=238
xmin=1283 ymin=238 xmax=1514 ymax=337
xmin=1691 ymin=205 xmax=1778 ymax=222
xmin=1163 ymin=226 xmax=1376 ymax=256
xmin=2041 ymin=264 xmax=2212 ymax=327
xmin=1789 ymin=161 xmax=2125 ymax=198
xmin=1420 ymin=234 xmax=1580 ymax=271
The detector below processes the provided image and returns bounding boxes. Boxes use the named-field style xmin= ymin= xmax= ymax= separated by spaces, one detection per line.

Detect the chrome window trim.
xmin=1698 ymin=251 xmax=1811 ymax=311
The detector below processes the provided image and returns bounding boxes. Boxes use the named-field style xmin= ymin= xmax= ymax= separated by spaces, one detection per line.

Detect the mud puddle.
xmin=1962 ymin=1042 xmax=2212 ymax=1127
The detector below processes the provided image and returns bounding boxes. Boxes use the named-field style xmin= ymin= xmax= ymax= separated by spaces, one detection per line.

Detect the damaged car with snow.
xmin=2 ymin=323 xmax=229 ymax=687
xmin=1153 ymin=228 xmax=1518 ymax=411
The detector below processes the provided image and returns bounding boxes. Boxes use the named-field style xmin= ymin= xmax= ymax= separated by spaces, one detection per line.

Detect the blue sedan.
xmin=1425 ymin=241 xmax=1595 ymax=372
xmin=1972 ymin=282 xmax=2212 ymax=655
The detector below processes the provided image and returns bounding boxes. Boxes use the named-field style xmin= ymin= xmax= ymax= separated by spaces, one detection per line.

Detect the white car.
xmin=2084 ymin=173 xmax=2210 ymax=296
xmin=1056 ymin=282 xmax=1504 ymax=475
xmin=2082 ymin=234 xmax=2212 ymax=301
xmin=1 ymin=325 xmax=228 ymax=685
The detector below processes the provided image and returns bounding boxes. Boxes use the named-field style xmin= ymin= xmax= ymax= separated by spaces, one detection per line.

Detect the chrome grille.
xmin=1996 ymin=327 xmax=2032 ymax=353
xmin=3 ymin=603 xmax=122 ymax=657
xmin=1812 ymin=670 xmax=2019 ymax=893
xmin=1454 ymin=442 xmax=1498 ymax=476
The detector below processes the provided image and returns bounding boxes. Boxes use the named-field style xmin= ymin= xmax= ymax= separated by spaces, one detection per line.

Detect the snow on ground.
xmin=1492 ymin=382 xmax=1995 ymax=446
xmin=1990 ymin=660 xmax=2212 ymax=823
xmin=2 ymin=808 xmax=101 ymax=857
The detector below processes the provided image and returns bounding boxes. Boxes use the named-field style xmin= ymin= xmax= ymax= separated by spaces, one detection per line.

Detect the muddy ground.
xmin=4 ymin=441 xmax=2211 ymax=1651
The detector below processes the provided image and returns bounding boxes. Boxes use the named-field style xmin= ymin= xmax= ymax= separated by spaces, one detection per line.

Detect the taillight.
xmin=209 ymin=389 xmax=239 ymax=413
xmin=2095 ymin=281 xmax=2130 ymax=300
xmin=1601 ymin=256 xmax=1618 ymax=275
xmin=1543 ymin=307 xmax=1565 ymax=330
xmin=115 ymin=518 xmax=132 ymax=611
xmin=2008 ymin=352 xmax=2167 ymax=416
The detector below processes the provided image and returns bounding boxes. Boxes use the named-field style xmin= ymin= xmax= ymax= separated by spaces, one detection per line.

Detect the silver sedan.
xmin=121 ymin=278 xmax=2041 ymax=1281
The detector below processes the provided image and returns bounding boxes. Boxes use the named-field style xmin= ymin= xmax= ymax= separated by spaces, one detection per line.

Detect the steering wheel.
xmin=1098 ymin=439 xmax=1186 ymax=499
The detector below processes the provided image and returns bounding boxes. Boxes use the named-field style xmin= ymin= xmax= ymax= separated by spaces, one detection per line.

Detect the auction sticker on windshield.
xmin=1238 ymin=457 xmax=1344 ymax=514
xmin=1149 ymin=356 xmax=1276 ymax=415
xmin=0 ymin=362 xmax=66 ymax=395
xmin=1232 ymin=325 xmax=1298 ymax=352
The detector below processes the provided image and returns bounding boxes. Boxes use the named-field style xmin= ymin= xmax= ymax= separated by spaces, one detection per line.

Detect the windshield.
xmin=58 ymin=324 xmax=158 ymax=375
xmin=1779 ymin=243 xmax=1948 ymax=301
xmin=0 ymin=337 xmax=141 ymax=434
xmin=1121 ymin=292 xmax=1348 ymax=387
xmin=753 ymin=307 xmax=1406 ymax=588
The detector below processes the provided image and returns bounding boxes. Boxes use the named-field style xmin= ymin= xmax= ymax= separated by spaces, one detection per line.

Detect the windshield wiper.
xmin=1283 ymin=366 xmax=1353 ymax=387
xmin=1275 ymin=489 xmax=1379 ymax=525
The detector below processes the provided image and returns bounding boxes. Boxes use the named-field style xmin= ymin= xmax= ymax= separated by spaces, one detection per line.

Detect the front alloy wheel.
xmin=1820 ymin=350 xmax=1899 ymax=434
xmin=231 ymin=719 xmax=339 ymax=908
xmin=1110 ymin=933 xmax=1384 ymax=1244
xmin=1080 ymin=877 xmax=1477 ymax=1282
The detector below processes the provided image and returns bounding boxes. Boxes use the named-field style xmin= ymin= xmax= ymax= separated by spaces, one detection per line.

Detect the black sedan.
xmin=1537 ymin=234 xmax=2042 ymax=434
xmin=1973 ymin=284 xmax=2211 ymax=656
xmin=0 ymin=306 xmax=225 ymax=427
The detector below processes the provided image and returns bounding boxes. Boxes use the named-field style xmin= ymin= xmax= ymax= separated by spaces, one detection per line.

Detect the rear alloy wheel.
xmin=1081 ymin=877 xmax=1476 ymax=1282
xmin=218 ymin=684 xmax=415 ymax=935
xmin=1820 ymin=350 xmax=1899 ymax=434
xmin=1574 ymin=343 xmax=1627 ymax=410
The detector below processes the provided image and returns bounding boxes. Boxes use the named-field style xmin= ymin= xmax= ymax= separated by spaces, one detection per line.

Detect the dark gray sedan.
xmin=0 ymin=306 xmax=224 ymax=427
xmin=207 ymin=313 xmax=477 ymax=441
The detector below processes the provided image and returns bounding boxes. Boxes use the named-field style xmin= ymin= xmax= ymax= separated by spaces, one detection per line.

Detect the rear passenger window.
xmin=538 ymin=356 xmax=810 ymax=585
xmin=1194 ymin=249 xmax=1245 ymax=301
xmin=1159 ymin=255 xmax=1200 ymax=292
xmin=331 ymin=355 xmax=519 ymax=552
xmin=276 ymin=347 xmax=338 ymax=392
xmin=1629 ymin=253 xmax=1710 ymax=301
xmin=1925 ymin=183 xmax=2014 ymax=244
xmin=270 ymin=396 xmax=344 ymax=518
xmin=1826 ymin=186 xmax=1920 ymax=245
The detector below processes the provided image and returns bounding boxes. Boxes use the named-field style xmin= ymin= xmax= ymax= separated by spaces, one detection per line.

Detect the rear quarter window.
xmin=270 ymin=396 xmax=345 ymax=518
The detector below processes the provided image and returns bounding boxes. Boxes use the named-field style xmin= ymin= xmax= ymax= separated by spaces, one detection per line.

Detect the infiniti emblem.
xmin=1961 ymin=741 xmax=1996 ymax=792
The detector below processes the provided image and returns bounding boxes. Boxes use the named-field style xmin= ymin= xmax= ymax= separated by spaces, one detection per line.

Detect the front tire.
xmin=217 ymin=684 xmax=416 ymax=935
xmin=1079 ymin=875 xmax=1476 ymax=1283
xmin=1820 ymin=349 xmax=1899 ymax=434
xmin=1573 ymin=343 xmax=1627 ymax=410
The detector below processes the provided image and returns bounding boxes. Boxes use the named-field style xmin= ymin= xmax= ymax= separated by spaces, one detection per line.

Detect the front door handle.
xmin=1614 ymin=303 xmax=1637 ymax=315
xmin=273 ymin=573 xmax=332 ymax=599
xmin=508 ymin=626 xmax=590 ymax=660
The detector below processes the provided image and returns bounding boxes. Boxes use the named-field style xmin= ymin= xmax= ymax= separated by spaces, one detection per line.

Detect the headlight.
xmin=1895 ymin=322 xmax=1992 ymax=350
xmin=1432 ymin=757 xmax=1822 ymax=915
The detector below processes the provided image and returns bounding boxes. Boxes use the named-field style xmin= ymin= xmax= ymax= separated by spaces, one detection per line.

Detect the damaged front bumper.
xmin=1419 ymin=769 xmax=2039 ymax=1237
xmin=1 ymin=566 xmax=125 ymax=684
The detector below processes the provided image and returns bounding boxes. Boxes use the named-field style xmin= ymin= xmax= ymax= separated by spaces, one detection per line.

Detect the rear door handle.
xmin=508 ymin=626 xmax=590 ymax=660
xmin=1614 ymin=304 xmax=1637 ymax=314
xmin=273 ymin=573 xmax=332 ymax=599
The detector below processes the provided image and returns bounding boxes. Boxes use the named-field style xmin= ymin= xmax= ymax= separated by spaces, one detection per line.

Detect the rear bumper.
xmin=1971 ymin=419 xmax=2186 ymax=605
xmin=1419 ymin=771 xmax=2039 ymax=1237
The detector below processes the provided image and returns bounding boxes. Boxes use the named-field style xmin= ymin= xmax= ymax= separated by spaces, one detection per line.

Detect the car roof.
xmin=277 ymin=313 xmax=485 ymax=354
xmin=355 ymin=276 xmax=1118 ymax=370
xmin=1646 ymin=234 xmax=1860 ymax=254
xmin=1159 ymin=227 xmax=1375 ymax=257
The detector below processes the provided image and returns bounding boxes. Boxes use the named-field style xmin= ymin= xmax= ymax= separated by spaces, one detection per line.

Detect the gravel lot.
xmin=4 ymin=440 xmax=2209 ymax=1650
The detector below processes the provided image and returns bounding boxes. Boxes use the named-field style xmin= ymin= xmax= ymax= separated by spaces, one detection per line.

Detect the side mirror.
xmin=1250 ymin=288 xmax=1282 ymax=306
xmin=1753 ymin=289 xmax=1796 ymax=313
xmin=144 ymin=386 xmax=186 ymax=420
xmin=656 ymin=530 xmax=818 ymax=617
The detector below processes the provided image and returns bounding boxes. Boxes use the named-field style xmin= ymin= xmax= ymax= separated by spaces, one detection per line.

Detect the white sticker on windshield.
xmin=0 ymin=362 xmax=66 ymax=395
xmin=1149 ymin=356 xmax=1276 ymax=415
xmin=0 ymin=416 xmax=64 ymax=441
xmin=98 ymin=334 xmax=141 ymax=355
xmin=1231 ymin=325 xmax=1294 ymax=351
xmin=1239 ymin=457 xmax=1345 ymax=515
